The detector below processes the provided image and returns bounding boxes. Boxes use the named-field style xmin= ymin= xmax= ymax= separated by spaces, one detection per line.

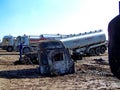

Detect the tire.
xmin=89 ymin=48 xmax=95 ymax=56
xmin=95 ymin=47 xmax=100 ymax=55
xmin=108 ymin=15 xmax=120 ymax=79
xmin=23 ymin=47 xmax=30 ymax=54
xmin=7 ymin=46 xmax=13 ymax=52
xmin=100 ymin=46 xmax=106 ymax=54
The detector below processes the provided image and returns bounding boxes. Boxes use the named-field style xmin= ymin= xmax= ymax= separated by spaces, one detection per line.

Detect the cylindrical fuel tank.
xmin=61 ymin=30 xmax=106 ymax=49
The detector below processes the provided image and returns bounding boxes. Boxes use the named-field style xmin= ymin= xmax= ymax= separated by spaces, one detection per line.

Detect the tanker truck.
xmin=22 ymin=30 xmax=107 ymax=64
xmin=60 ymin=30 xmax=107 ymax=56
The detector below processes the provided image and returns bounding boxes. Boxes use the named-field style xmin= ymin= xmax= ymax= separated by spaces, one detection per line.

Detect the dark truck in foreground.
xmin=108 ymin=1 xmax=120 ymax=79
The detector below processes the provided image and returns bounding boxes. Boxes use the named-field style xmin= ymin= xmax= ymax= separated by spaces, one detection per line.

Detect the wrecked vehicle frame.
xmin=22 ymin=40 xmax=75 ymax=75
xmin=37 ymin=40 xmax=75 ymax=75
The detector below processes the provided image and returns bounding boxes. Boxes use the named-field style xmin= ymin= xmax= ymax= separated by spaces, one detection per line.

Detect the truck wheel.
xmin=100 ymin=46 xmax=106 ymax=54
xmin=95 ymin=47 xmax=100 ymax=55
xmin=23 ymin=47 xmax=30 ymax=54
xmin=7 ymin=46 xmax=13 ymax=52
xmin=89 ymin=48 xmax=95 ymax=56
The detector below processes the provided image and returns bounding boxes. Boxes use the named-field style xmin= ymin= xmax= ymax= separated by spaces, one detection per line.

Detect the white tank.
xmin=60 ymin=30 xmax=106 ymax=49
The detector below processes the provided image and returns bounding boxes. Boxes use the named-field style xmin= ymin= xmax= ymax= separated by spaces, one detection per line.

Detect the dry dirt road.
xmin=0 ymin=49 xmax=120 ymax=90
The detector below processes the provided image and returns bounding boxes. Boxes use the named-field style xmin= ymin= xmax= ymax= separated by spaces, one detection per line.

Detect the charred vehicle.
xmin=36 ymin=40 xmax=75 ymax=75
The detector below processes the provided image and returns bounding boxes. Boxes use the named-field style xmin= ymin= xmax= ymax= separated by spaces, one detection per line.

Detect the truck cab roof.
xmin=38 ymin=40 xmax=65 ymax=50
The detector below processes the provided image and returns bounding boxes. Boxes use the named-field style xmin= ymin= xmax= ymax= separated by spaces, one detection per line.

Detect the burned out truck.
xmin=22 ymin=40 xmax=75 ymax=75
xmin=37 ymin=40 xmax=75 ymax=75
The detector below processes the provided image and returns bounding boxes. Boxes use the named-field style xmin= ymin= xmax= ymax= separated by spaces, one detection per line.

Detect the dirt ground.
xmin=0 ymin=49 xmax=120 ymax=90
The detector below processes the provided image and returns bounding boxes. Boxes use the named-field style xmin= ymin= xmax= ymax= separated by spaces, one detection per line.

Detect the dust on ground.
xmin=0 ymin=49 xmax=120 ymax=90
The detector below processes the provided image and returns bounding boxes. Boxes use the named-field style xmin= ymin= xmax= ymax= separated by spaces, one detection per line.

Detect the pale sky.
xmin=0 ymin=0 xmax=120 ymax=40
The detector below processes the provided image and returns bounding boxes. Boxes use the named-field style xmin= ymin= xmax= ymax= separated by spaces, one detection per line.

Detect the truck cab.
xmin=15 ymin=35 xmax=31 ymax=53
xmin=1 ymin=35 xmax=15 ymax=52
xmin=37 ymin=40 xmax=75 ymax=75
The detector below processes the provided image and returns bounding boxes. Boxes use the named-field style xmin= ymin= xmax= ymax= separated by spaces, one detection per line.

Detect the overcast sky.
xmin=0 ymin=0 xmax=119 ymax=40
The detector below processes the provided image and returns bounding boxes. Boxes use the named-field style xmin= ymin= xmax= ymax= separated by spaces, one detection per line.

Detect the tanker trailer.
xmin=108 ymin=1 xmax=120 ymax=79
xmin=60 ymin=30 xmax=107 ymax=56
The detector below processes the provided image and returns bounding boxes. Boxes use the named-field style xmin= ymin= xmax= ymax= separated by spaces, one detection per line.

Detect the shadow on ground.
xmin=0 ymin=68 xmax=41 ymax=79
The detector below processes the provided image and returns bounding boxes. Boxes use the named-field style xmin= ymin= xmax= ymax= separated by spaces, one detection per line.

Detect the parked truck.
xmin=1 ymin=35 xmax=16 ymax=52
xmin=1 ymin=35 xmax=40 ymax=53
xmin=14 ymin=35 xmax=47 ymax=54
xmin=1 ymin=34 xmax=68 ymax=53
xmin=60 ymin=30 xmax=107 ymax=56
xmin=15 ymin=34 xmax=70 ymax=54
xmin=1 ymin=30 xmax=107 ymax=56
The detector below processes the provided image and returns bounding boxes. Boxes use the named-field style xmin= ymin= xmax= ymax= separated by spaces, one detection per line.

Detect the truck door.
xmin=48 ymin=50 xmax=67 ymax=75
